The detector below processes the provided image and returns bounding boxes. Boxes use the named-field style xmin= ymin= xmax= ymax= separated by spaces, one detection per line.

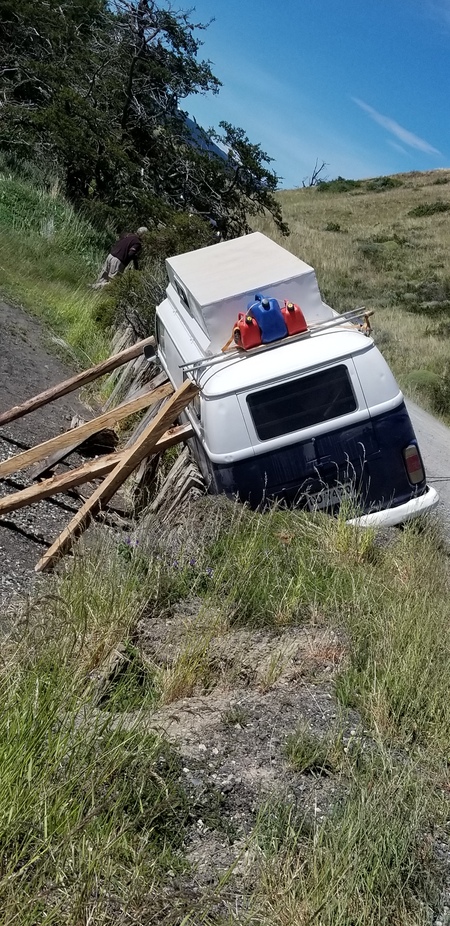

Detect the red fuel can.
xmin=281 ymin=300 xmax=308 ymax=336
xmin=233 ymin=312 xmax=262 ymax=350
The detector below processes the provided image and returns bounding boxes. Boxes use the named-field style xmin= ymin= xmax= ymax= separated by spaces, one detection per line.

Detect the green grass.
xmin=284 ymin=723 xmax=345 ymax=776
xmin=200 ymin=504 xmax=450 ymax=752
xmin=126 ymin=499 xmax=450 ymax=754
xmin=255 ymin=751 xmax=438 ymax=926
xmin=0 ymin=538 xmax=194 ymax=923
xmin=0 ymin=173 xmax=109 ymax=363
xmin=1 ymin=500 xmax=450 ymax=922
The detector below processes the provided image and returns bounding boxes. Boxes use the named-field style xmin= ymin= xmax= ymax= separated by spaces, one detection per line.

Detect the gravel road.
xmin=407 ymin=400 xmax=450 ymax=531
xmin=0 ymin=299 xmax=92 ymax=604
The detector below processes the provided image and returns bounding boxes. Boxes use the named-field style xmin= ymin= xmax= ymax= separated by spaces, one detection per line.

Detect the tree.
xmin=176 ymin=121 xmax=289 ymax=238
xmin=0 ymin=0 xmax=289 ymax=239
xmin=301 ymin=159 xmax=328 ymax=188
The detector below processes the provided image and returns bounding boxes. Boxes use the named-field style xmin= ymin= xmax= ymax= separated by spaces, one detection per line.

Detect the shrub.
xmin=403 ymin=367 xmax=450 ymax=415
xmin=425 ymin=320 xmax=450 ymax=339
xmin=395 ymin=278 xmax=450 ymax=314
xmin=316 ymin=175 xmax=401 ymax=194
xmin=429 ymin=365 xmax=450 ymax=415
xmin=408 ymin=200 xmax=450 ymax=217
xmin=358 ymin=237 xmax=402 ymax=270
xmin=404 ymin=369 xmax=441 ymax=391
xmin=324 ymin=222 xmax=342 ymax=232
xmin=365 ymin=175 xmax=403 ymax=191
xmin=316 ymin=176 xmax=362 ymax=193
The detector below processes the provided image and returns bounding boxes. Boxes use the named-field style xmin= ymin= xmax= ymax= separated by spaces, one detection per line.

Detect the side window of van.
xmin=174 ymin=279 xmax=190 ymax=310
xmin=156 ymin=316 xmax=165 ymax=354
xmin=247 ymin=365 xmax=357 ymax=441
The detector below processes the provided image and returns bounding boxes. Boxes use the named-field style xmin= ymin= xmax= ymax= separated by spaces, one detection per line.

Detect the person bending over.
xmin=92 ymin=227 xmax=148 ymax=288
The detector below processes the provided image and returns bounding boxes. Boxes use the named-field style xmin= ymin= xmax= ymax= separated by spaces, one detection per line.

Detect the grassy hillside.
xmin=0 ymin=163 xmax=109 ymax=363
xmin=255 ymin=169 xmax=450 ymax=416
xmin=1 ymin=165 xmax=450 ymax=923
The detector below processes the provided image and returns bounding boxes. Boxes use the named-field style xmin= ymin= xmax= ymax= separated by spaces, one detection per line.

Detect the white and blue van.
xmin=155 ymin=232 xmax=438 ymax=526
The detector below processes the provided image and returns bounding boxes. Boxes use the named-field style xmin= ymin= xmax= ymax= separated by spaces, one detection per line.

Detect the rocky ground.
xmin=0 ymin=299 xmax=93 ymax=603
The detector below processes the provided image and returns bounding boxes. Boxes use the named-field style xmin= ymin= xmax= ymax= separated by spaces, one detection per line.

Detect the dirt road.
xmin=407 ymin=400 xmax=450 ymax=530
xmin=0 ymin=300 xmax=90 ymax=602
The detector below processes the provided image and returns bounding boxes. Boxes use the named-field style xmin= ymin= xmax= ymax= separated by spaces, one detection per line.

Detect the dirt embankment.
xmin=0 ymin=299 xmax=92 ymax=602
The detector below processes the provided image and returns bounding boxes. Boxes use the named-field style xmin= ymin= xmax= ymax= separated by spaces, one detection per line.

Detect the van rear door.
xmin=240 ymin=359 xmax=382 ymax=510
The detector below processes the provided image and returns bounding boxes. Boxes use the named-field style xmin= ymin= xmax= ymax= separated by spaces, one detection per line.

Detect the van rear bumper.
xmin=347 ymin=485 xmax=439 ymax=528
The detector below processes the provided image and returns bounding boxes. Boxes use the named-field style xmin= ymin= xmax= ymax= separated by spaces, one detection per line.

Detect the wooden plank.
xmin=0 ymin=423 xmax=194 ymax=516
xmin=35 ymin=380 xmax=199 ymax=572
xmin=0 ymin=382 xmax=173 ymax=480
xmin=102 ymin=353 xmax=152 ymax=411
xmin=30 ymin=379 xmax=161 ymax=482
xmin=0 ymin=454 xmax=122 ymax=514
xmin=30 ymin=439 xmax=94 ymax=482
xmin=0 ymin=336 xmax=155 ymax=428
xmin=123 ymin=371 xmax=169 ymax=416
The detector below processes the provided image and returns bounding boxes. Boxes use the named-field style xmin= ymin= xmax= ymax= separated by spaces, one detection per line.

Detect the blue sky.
xmin=185 ymin=0 xmax=450 ymax=189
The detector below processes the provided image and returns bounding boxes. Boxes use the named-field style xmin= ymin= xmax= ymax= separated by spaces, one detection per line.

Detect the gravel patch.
xmin=0 ymin=299 xmax=94 ymax=606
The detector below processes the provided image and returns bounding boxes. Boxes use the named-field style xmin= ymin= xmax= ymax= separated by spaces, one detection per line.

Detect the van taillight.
xmin=403 ymin=444 xmax=425 ymax=485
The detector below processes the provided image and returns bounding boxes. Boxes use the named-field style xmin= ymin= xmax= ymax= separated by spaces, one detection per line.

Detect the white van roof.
xmin=165 ymin=232 xmax=334 ymax=351
xmin=199 ymin=328 xmax=374 ymax=397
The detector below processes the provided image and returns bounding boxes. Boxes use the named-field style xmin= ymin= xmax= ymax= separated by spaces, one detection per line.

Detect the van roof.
xmin=166 ymin=232 xmax=315 ymax=306
xmin=165 ymin=232 xmax=334 ymax=350
xmin=199 ymin=328 xmax=374 ymax=397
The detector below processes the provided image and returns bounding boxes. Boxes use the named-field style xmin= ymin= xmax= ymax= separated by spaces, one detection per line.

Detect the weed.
xmin=257 ymin=646 xmax=289 ymax=691
xmin=157 ymin=634 xmax=216 ymax=703
xmin=97 ymin=642 xmax=159 ymax=711
xmin=255 ymin=752 xmax=437 ymax=926
xmin=284 ymin=724 xmax=344 ymax=776
xmin=221 ymin=704 xmax=249 ymax=727
xmin=0 ymin=566 xmax=191 ymax=921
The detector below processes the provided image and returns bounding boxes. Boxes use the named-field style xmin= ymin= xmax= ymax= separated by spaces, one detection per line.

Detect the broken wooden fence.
xmin=0 ymin=332 xmax=198 ymax=571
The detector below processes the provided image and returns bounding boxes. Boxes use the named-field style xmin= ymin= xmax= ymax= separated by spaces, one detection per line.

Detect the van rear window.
xmin=247 ymin=365 xmax=357 ymax=440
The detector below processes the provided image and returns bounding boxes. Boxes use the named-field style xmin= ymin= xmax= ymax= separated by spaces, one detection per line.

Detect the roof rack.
xmin=180 ymin=306 xmax=371 ymax=378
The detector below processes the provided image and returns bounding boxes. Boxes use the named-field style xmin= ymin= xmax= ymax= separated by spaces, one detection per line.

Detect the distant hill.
xmin=184 ymin=115 xmax=228 ymax=161
xmin=253 ymin=169 xmax=450 ymax=418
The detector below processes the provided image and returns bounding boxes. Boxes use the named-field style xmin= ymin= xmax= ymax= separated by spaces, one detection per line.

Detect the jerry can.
xmin=233 ymin=312 xmax=262 ymax=350
xmin=281 ymin=300 xmax=308 ymax=336
xmin=248 ymin=295 xmax=287 ymax=344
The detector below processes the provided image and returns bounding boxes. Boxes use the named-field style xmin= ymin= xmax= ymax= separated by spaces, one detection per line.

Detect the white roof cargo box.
xmin=165 ymin=232 xmax=334 ymax=352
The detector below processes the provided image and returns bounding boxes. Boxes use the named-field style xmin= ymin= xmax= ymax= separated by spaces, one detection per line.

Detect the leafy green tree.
xmin=0 ymin=0 xmax=289 ymax=239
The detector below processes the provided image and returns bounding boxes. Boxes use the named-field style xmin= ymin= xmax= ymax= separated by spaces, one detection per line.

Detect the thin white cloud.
xmin=387 ymin=140 xmax=409 ymax=156
xmin=202 ymin=88 xmax=383 ymax=186
xmin=352 ymin=97 xmax=441 ymax=156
